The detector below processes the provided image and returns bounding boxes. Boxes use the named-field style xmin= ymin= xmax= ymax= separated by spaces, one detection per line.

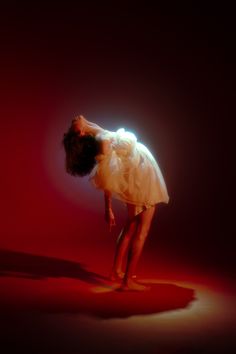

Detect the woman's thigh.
xmin=137 ymin=205 xmax=156 ymax=233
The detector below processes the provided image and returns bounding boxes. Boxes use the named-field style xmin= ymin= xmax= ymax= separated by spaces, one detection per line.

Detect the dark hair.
xmin=62 ymin=129 xmax=100 ymax=176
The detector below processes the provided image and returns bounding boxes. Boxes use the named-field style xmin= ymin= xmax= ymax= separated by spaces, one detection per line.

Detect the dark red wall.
xmin=0 ymin=3 xmax=234 ymax=277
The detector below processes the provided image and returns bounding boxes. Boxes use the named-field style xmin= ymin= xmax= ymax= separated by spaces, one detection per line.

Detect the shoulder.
xmin=116 ymin=128 xmax=137 ymax=142
xmin=114 ymin=129 xmax=137 ymax=154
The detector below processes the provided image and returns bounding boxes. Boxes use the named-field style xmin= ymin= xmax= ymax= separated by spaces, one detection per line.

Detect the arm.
xmin=104 ymin=190 xmax=112 ymax=211
xmin=104 ymin=190 xmax=116 ymax=231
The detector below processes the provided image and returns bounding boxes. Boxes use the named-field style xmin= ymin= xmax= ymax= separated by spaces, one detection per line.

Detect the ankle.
xmin=123 ymin=275 xmax=136 ymax=285
xmin=112 ymin=269 xmax=124 ymax=276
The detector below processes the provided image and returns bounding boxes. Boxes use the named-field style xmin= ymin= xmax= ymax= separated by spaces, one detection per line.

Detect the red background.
xmin=0 ymin=3 xmax=235 ymax=353
xmin=1 ymin=3 xmax=234 ymax=275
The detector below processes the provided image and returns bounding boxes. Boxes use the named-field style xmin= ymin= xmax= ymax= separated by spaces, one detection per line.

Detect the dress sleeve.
xmin=89 ymin=130 xmax=117 ymax=191
xmin=89 ymin=149 xmax=122 ymax=192
xmin=89 ymin=128 xmax=138 ymax=193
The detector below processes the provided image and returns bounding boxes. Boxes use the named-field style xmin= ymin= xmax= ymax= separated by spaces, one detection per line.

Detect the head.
xmin=62 ymin=127 xmax=100 ymax=177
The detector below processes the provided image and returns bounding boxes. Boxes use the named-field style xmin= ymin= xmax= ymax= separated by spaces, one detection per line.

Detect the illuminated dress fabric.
xmin=89 ymin=128 xmax=169 ymax=213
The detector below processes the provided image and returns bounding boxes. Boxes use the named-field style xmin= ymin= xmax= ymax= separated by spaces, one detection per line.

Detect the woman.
xmin=63 ymin=115 xmax=169 ymax=291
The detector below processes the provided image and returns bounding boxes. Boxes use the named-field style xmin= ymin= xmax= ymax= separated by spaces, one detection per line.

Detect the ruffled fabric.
xmin=89 ymin=128 xmax=169 ymax=208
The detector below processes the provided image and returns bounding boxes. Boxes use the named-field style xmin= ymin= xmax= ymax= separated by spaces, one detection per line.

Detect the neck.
xmin=84 ymin=122 xmax=104 ymax=136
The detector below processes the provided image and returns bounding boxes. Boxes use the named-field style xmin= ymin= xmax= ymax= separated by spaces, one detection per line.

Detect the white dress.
xmin=89 ymin=128 xmax=169 ymax=215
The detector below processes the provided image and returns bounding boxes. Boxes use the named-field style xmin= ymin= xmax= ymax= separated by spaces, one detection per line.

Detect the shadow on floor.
xmin=0 ymin=249 xmax=196 ymax=319
xmin=0 ymin=248 xmax=106 ymax=284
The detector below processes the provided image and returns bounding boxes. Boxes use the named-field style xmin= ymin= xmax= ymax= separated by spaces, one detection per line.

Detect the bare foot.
xmin=119 ymin=279 xmax=150 ymax=292
xmin=109 ymin=271 xmax=137 ymax=282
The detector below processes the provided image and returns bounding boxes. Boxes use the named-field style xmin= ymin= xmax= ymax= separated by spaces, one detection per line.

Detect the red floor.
xmin=0 ymin=246 xmax=235 ymax=354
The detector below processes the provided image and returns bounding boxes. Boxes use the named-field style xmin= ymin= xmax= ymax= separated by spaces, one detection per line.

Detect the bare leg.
xmin=110 ymin=204 xmax=138 ymax=281
xmin=121 ymin=206 xmax=155 ymax=291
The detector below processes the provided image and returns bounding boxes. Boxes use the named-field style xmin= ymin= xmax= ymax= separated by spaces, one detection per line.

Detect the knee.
xmin=126 ymin=226 xmax=136 ymax=240
xmin=121 ymin=222 xmax=135 ymax=242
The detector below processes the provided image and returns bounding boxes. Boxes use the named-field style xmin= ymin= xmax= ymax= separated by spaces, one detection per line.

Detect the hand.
xmin=105 ymin=208 xmax=116 ymax=232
